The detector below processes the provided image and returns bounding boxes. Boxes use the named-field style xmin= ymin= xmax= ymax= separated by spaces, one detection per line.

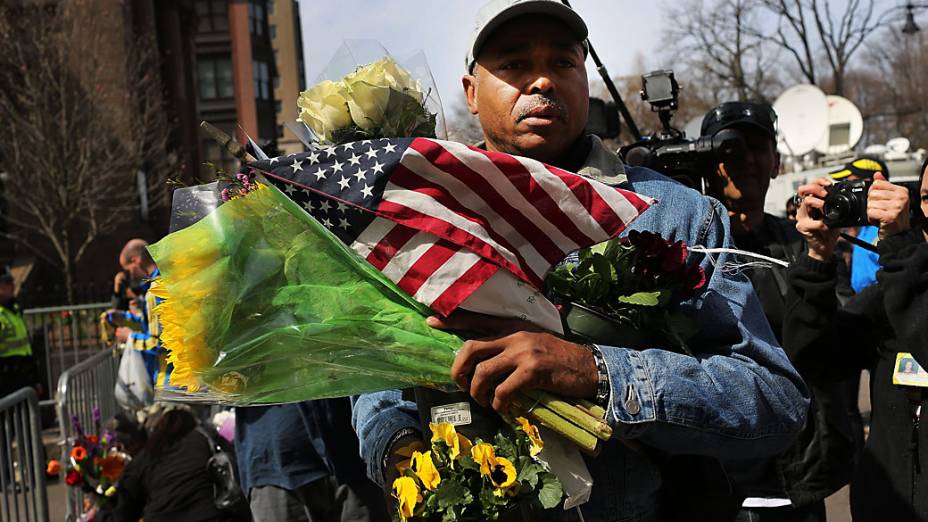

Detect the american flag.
xmin=249 ymin=137 xmax=652 ymax=316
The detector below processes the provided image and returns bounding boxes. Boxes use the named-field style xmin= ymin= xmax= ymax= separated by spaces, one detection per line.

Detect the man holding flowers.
xmin=352 ymin=1 xmax=809 ymax=520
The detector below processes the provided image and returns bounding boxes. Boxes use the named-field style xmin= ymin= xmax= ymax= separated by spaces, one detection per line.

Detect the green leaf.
xmin=435 ymin=479 xmax=471 ymax=510
xmin=536 ymin=472 xmax=564 ymax=509
xmin=493 ymin=432 xmax=517 ymax=460
xmin=516 ymin=457 xmax=540 ymax=489
xmin=577 ymin=247 xmax=592 ymax=262
xmin=591 ymin=253 xmax=616 ymax=281
xmin=617 ymin=290 xmax=665 ymax=307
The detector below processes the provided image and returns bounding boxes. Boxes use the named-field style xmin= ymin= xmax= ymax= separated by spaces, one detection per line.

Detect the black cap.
xmin=829 ymin=156 xmax=889 ymax=181
xmin=701 ymin=102 xmax=777 ymax=139
xmin=0 ymin=265 xmax=12 ymax=283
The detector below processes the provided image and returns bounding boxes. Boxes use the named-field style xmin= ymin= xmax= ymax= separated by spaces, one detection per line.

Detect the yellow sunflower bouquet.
xmin=392 ymin=420 xmax=562 ymax=522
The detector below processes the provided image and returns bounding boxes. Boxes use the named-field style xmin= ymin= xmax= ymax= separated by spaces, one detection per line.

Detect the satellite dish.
xmin=683 ymin=116 xmax=703 ymax=139
xmin=813 ymin=95 xmax=864 ymax=155
xmin=864 ymin=144 xmax=888 ymax=156
xmin=774 ymin=84 xmax=829 ymax=157
xmin=886 ymin=137 xmax=911 ymax=154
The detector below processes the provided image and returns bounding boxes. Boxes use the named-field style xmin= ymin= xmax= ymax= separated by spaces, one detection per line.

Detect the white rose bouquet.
xmin=297 ymin=55 xmax=438 ymax=144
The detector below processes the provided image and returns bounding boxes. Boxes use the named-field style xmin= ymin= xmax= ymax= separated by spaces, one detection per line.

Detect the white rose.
xmin=296 ymin=80 xmax=352 ymax=142
xmin=343 ymin=58 xmax=427 ymax=130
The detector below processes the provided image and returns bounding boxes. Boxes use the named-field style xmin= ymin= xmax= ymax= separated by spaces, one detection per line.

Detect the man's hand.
xmin=450 ymin=332 xmax=597 ymax=413
xmin=428 ymin=310 xmax=597 ymax=412
xmin=113 ymin=271 xmax=127 ymax=294
xmin=115 ymin=327 xmax=132 ymax=343
xmin=868 ymin=172 xmax=910 ymax=240
xmin=796 ymin=177 xmax=841 ymax=262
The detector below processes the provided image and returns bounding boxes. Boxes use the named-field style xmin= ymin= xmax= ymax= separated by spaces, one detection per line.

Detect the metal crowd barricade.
xmin=0 ymin=387 xmax=50 ymax=522
xmin=56 ymin=348 xmax=119 ymax=522
xmin=22 ymin=302 xmax=111 ymax=411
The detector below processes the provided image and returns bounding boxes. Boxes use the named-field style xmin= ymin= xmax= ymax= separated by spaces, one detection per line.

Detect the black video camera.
xmin=619 ymin=70 xmax=747 ymax=191
xmin=820 ymin=179 xmax=871 ymax=228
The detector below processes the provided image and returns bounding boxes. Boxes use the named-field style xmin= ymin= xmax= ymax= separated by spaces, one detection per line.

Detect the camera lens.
xmin=824 ymin=195 xmax=851 ymax=223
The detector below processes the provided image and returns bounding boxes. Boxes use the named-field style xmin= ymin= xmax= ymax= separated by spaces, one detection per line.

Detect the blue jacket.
xmin=351 ymin=138 xmax=809 ymax=521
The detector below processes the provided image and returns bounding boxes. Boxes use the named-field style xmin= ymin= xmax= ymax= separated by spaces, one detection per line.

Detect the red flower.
xmin=65 ymin=469 xmax=83 ymax=486
xmin=660 ymin=240 xmax=687 ymax=274
xmin=70 ymin=446 xmax=87 ymax=462
xmin=681 ymin=264 xmax=707 ymax=299
xmin=85 ymin=435 xmax=98 ymax=444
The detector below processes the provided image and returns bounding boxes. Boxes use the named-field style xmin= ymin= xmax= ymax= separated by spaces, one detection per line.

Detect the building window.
xmin=253 ymin=60 xmax=271 ymax=100
xmin=277 ymin=124 xmax=284 ymax=138
xmin=273 ymin=76 xmax=280 ymax=90
xmin=196 ymin=0 xmax=228 ymax=33
xmin=249 ymin=1 xmax=265 ymax=36
xmin=267 ymin=0 xmax=275 ymax=15
xmin=198 ymin=57 xmax=234 ymax=100
xmin=275 ymin=100 xmax=282 ymax=113
xmin=269 ymin=25 xmax=277 ymax=40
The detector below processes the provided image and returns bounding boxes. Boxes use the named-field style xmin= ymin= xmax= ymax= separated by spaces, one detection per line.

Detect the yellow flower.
xmin=343 ymin=57 xmax=425 ymax=130
xmin=393 ymin=439 xmax=425 ymax=474
xmin=410 ymin=450 xmax=441 ymax=491
xmin=296 ymin=79 xmax=352 ymax=142
xmin=489 ymin=456 xmax=518 ymax=495
xmin=471 ymin=443 xmax=496 ymax=476
xmin=516 ymin=416 xmax=544 ymax=456
xmin=392 ymin=476 xmax=421 ymax=521
xmin=429 ymin=422 xmax=472 ymax=464
xmin=104 ymin=486 xmax=117 ymax=497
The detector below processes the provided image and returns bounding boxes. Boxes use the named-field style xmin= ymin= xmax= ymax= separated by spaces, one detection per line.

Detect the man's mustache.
xmin=516 ymin=95 xmax=567 ymax=122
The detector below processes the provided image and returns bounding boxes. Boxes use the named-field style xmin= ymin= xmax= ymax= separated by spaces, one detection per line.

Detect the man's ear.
xmin=462 ymin=74 xmax=479 ymax=115
xmin=772 ymin=151 xmax=781 ymax=179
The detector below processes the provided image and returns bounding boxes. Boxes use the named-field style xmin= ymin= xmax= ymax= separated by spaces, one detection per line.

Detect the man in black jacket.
xmin=698 ymin=103 xmax=857 ymax=521
xmin=787 ymin=167 xmax=928 ymax=520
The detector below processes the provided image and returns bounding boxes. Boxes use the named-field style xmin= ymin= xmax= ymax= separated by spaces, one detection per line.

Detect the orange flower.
xmin=86 ymin=435 xmax=98 ymax=444
xmin=98 ymin=454 xmax=126 ymax=481
xmin=70 ymin=446 xmax=87 ymax=462
xmin=46 ymin=459 xmax=61 ymax=476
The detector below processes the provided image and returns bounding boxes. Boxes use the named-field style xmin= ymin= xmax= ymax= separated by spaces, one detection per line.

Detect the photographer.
xmin=699 ymin=103 xmax=856 ymax=522
xmin=785 ymin=162 xmax=928 ymax=520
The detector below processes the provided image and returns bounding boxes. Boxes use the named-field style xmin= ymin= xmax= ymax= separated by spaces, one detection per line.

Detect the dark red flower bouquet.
xmin=546 ymin=231 xmax=706 ymax=353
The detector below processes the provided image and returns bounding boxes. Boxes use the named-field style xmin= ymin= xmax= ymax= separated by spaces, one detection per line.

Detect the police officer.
xmin=0 ymin=264 xmax=37 ymax=397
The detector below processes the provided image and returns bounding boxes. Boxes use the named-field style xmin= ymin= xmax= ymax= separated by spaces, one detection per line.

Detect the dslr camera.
xmin=619 ymin=70 xmax=747 ymax=192
xmin=820 ymin=179 xmax=871 ymax=228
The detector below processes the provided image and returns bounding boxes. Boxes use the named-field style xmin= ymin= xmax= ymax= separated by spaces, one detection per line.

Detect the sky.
xmin=298 ymin=0 xmax=664 ymax=117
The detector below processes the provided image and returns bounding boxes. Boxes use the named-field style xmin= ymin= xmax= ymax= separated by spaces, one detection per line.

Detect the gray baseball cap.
xmin=465 ymin=0 xmax=589 ymax=73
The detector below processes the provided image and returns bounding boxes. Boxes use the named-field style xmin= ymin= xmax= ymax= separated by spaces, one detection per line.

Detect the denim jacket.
xmin=352 ymin=136 xmax=810 ymax=522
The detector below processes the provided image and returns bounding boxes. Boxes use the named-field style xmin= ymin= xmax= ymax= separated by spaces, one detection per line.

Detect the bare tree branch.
xmin=0 ymin=2 xmax=175 ymax=302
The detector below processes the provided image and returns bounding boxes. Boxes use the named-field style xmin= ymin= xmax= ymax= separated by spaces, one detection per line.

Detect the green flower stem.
xmin=523 ymin=390 xmax=613 ymax=441
xmin=512 ymin=395 xmax=599 ymax=454
xmin=577 ymin=399 xmax=606 ymax=420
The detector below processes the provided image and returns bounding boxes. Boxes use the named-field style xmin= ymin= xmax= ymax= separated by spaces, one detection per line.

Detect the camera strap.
xmin=840 ymin=232 xmax=879 ymax=254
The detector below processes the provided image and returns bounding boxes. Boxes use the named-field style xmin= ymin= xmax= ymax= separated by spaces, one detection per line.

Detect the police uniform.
xmin=0 ymin=300 xmax=35 ymax=396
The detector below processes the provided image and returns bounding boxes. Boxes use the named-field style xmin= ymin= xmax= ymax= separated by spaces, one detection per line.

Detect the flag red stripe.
xmin=408 ymin=140 xmax=568 ymax=265
xmin=459 ymin=145 xmax=599 ymax=245
xmin=376 ymin=198 xmax=544 ymax=288
xmin=542 ymin=164 xmax=625 ymax=237
xmin=395 ymin=239 xmax=460 ymax=297
xmin=428 ymin=259 xmax=501 ymax=316
xmin=365 ymin=224 xmax=418 ymax=271
xmin=388 ymin=164 xmax=542 ymax=280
